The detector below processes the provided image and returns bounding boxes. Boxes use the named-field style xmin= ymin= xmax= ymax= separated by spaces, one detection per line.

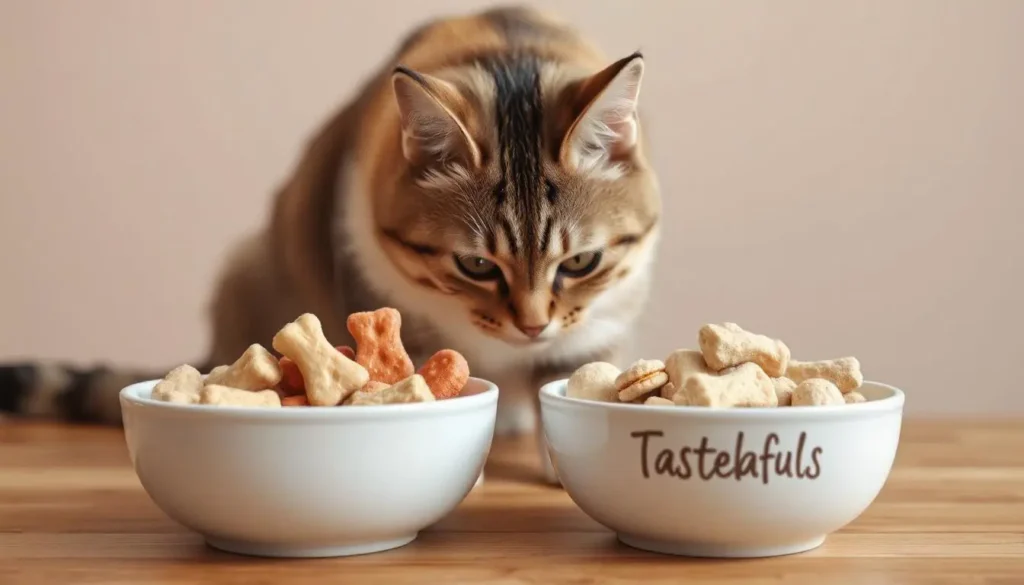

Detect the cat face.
xmin=376 ymin=53 xmax=660 ymax=346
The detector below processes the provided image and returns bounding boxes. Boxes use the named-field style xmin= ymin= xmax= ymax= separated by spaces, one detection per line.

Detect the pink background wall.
xmin=2 ymin=1 xmax=1021 ymax=414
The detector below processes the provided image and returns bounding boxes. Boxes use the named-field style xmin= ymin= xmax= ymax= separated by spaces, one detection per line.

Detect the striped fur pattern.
xmin=0 ymin=8 xmax=662 ymax=470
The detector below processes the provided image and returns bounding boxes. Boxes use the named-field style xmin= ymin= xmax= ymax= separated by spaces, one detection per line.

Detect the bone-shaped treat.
xmin=200 ymin=384 xmax=282 ymax=407
xmin=361 ymin=380 xmax=390 ymax=393
xmin=698 ymin=322 xmax=790 ymax=377
xmin=204 ymin=344 xmax=282 ymax=391
xmin=273 ymin=313 xmax=369 ymax=406
xmin=674 ymin=362 xmax=778 ymax=408
xmin=278 ymin=346 xmax=355 ymax=395
xmin=152 ymin=364 xmax=202 ymax=404
xmin=663 ymin=349 xmax=711 ymax=399
xmin=347 ymin=308 xmax=415 ymax=384
xmin=786 ymin=357 xmax=863 ymax=393
xmin=346 ymin=374 xmax=436 ymax=406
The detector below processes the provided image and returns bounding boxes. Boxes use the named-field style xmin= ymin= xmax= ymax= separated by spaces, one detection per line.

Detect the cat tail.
xmin=0 ymin=361 xmax=197 ymax=426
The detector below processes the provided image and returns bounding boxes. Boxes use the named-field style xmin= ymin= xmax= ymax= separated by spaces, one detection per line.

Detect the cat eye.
xmin=454 ymin=254 xmax=502 ymax=280
xmin=558 ymin=251 xmax=602 ymax=278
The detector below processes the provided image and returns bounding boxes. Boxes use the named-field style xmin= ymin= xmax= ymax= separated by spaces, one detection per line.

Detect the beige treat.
xmin=659 ymin=381 xmax=677 ymax=400
xmin=273 ymin=313 xmax=370 ymax=406
xmin=844 ymin=391 xmax=867 ymax=404
xmin=200 ymin=384 xmax=281 ymax=407
xmin=674 ymin=362 xmax=777 ymax=408
xmin=151 ymin=364 xmax=202 ymax=404
xmin=644 ymin=396 xmax=674 ymax=406
xmin=698 ymin=322 xmax=790 ymax=377
xmin=791 ymin=379 xmax=845 ymax=406
xmin=771 ymin=377 xmax=797 ymax=406
xmin=204 ymin=344 xmax=282 ymax=391
xmin=786 ymin=357 xmax=863 ymax=393
xmin=566 ymin=362 xmax=621 ymax=402
xmin=347 ymin=374 xmax=436 ymax=406
xmin=663 ymin=349 xmax=710 ymax=399
xmin=672 ymin=386 xmax=690 ymax=406
xmin=361 ymin=380 xmax=390 ymax=393
xmin=616 ymin=359 xmax=669 ymax=402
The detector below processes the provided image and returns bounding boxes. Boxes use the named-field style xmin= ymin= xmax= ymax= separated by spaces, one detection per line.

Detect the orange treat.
xmin=418 ymin=349 xmax=470 ymax=399
xmin=281 ymin=394 xmax=309 ymax=407
xmin=346 ymin=308 xmax=415 ymax=384
xmin=278 ymin=357 xmax=305 ymax=395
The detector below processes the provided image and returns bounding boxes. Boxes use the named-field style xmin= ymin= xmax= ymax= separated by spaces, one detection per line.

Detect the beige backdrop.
xmin=2 ymin=1 xmax=1021 ymax=415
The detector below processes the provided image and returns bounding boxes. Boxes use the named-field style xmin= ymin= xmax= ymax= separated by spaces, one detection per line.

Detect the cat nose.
xmin=516 ymin=323 xmax=548 ymax=339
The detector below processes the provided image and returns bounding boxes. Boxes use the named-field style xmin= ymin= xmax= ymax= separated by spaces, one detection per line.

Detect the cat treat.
xmin=273 ymin=313 xmax=370 ymax=406
xmin=345 ymin=374 xmax=436 ymax=406
xmin=566 ymin=362 xmax=621 ymax=402
xmin=644 ymin=396 xmax=674 ymax=406
xmin=200 ymin=384 xmax=282 ymax=408
xmin=785 ymin=357 xmax=863 ymax=394
xmin=151 ymin=364 xmax=203 ymax=404
xmin=663 ymin=349 xmax=711 ymax=400
xmin=417 ymin=349 xmax=470 ymax=399
xmin=698 ymin=322 xmax=790 ymax=377
xmin=281 ymin=394 xmax=309 ymax=407
xmin=204 ymin=344 xmax=283 ymax=391
xmin=791 ymin=379 xmax=845 ymax=406
xmin=616 ymin=359 xmax=670 ymax=402
xmin=206 ymin=365 xmax=229 ymax=382
xmin=347 ymin=308 xmax=416 ymax=385
xmin=771 ymin=377 xmax=797 ymax=406
xmin=675 ymin=362 xmax=778 ymax=407
xmin=566 ymin=321 xmax=871 ymax=409
xmin=278 ymin=346 xmax=356 ymax=395
xmin=149 ymin=308 xmax=473 ymax=408
xmin=277 ymin=357 xmax=305 ymax=395
xmin=361 ymin=380 xmax=391 ymax=393
xmin=844 ymin=391 xmax=867 ymax=404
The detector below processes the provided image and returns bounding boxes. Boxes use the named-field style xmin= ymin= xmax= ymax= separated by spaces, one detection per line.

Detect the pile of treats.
xmin=568 ymin=322 xmax=865 ymax=408
xmin=151 ymin=308 xmax=469 ymax=408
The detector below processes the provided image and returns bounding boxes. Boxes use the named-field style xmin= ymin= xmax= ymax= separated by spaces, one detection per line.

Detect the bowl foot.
xmin=617 ymin=533 xmax=825 ymax=558
xmin=205 ymin=534 xmax=417 ymax=558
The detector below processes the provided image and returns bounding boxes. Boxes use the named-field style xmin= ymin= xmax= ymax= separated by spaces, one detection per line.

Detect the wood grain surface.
xmin=1 ymin=420 xmax=1023 ymax=584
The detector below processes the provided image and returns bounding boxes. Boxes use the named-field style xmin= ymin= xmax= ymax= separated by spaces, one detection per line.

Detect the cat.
xmin=0 ymin=6 xmax=661 ymax=481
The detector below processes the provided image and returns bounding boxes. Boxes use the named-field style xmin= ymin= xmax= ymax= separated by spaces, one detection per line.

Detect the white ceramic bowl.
xmin=120 ymin=377 xmax=498 ymax=558
xmin=539 ymin=380 xmax=904 ymax=558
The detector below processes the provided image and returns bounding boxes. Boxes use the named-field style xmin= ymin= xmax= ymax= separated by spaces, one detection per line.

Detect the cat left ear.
xmin=559 ymin=52 xmax=645 ymax=173
xmin=392 ymin=67 xmax=482 ymax=169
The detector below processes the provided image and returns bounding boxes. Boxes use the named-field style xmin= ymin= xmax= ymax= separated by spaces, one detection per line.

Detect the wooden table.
xmin=1 ymin=420 xmax=1022 ymax=584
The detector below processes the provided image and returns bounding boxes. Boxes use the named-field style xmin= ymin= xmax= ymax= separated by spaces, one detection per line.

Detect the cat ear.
xmin=559 ymin=52 xmax=645 ymax=173
xmin=392 ymin=67 xmax=482 ymax=169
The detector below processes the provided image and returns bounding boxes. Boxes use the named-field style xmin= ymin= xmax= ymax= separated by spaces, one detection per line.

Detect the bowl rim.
xmin=540 ymin=379 xmax=904 ymax=421
xmin=120 ymin=376 xmax=498 ymax=421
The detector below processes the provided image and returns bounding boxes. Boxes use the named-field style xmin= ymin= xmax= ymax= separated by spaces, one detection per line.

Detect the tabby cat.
xmin=0 ymin=6 xmax=661 ymax=480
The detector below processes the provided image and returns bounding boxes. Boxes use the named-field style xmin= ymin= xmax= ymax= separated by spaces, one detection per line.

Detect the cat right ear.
xmin=558 ymin=52 xmax=645 ymax=175
xmin=392 ymin=67 xmax=482 ymax=169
